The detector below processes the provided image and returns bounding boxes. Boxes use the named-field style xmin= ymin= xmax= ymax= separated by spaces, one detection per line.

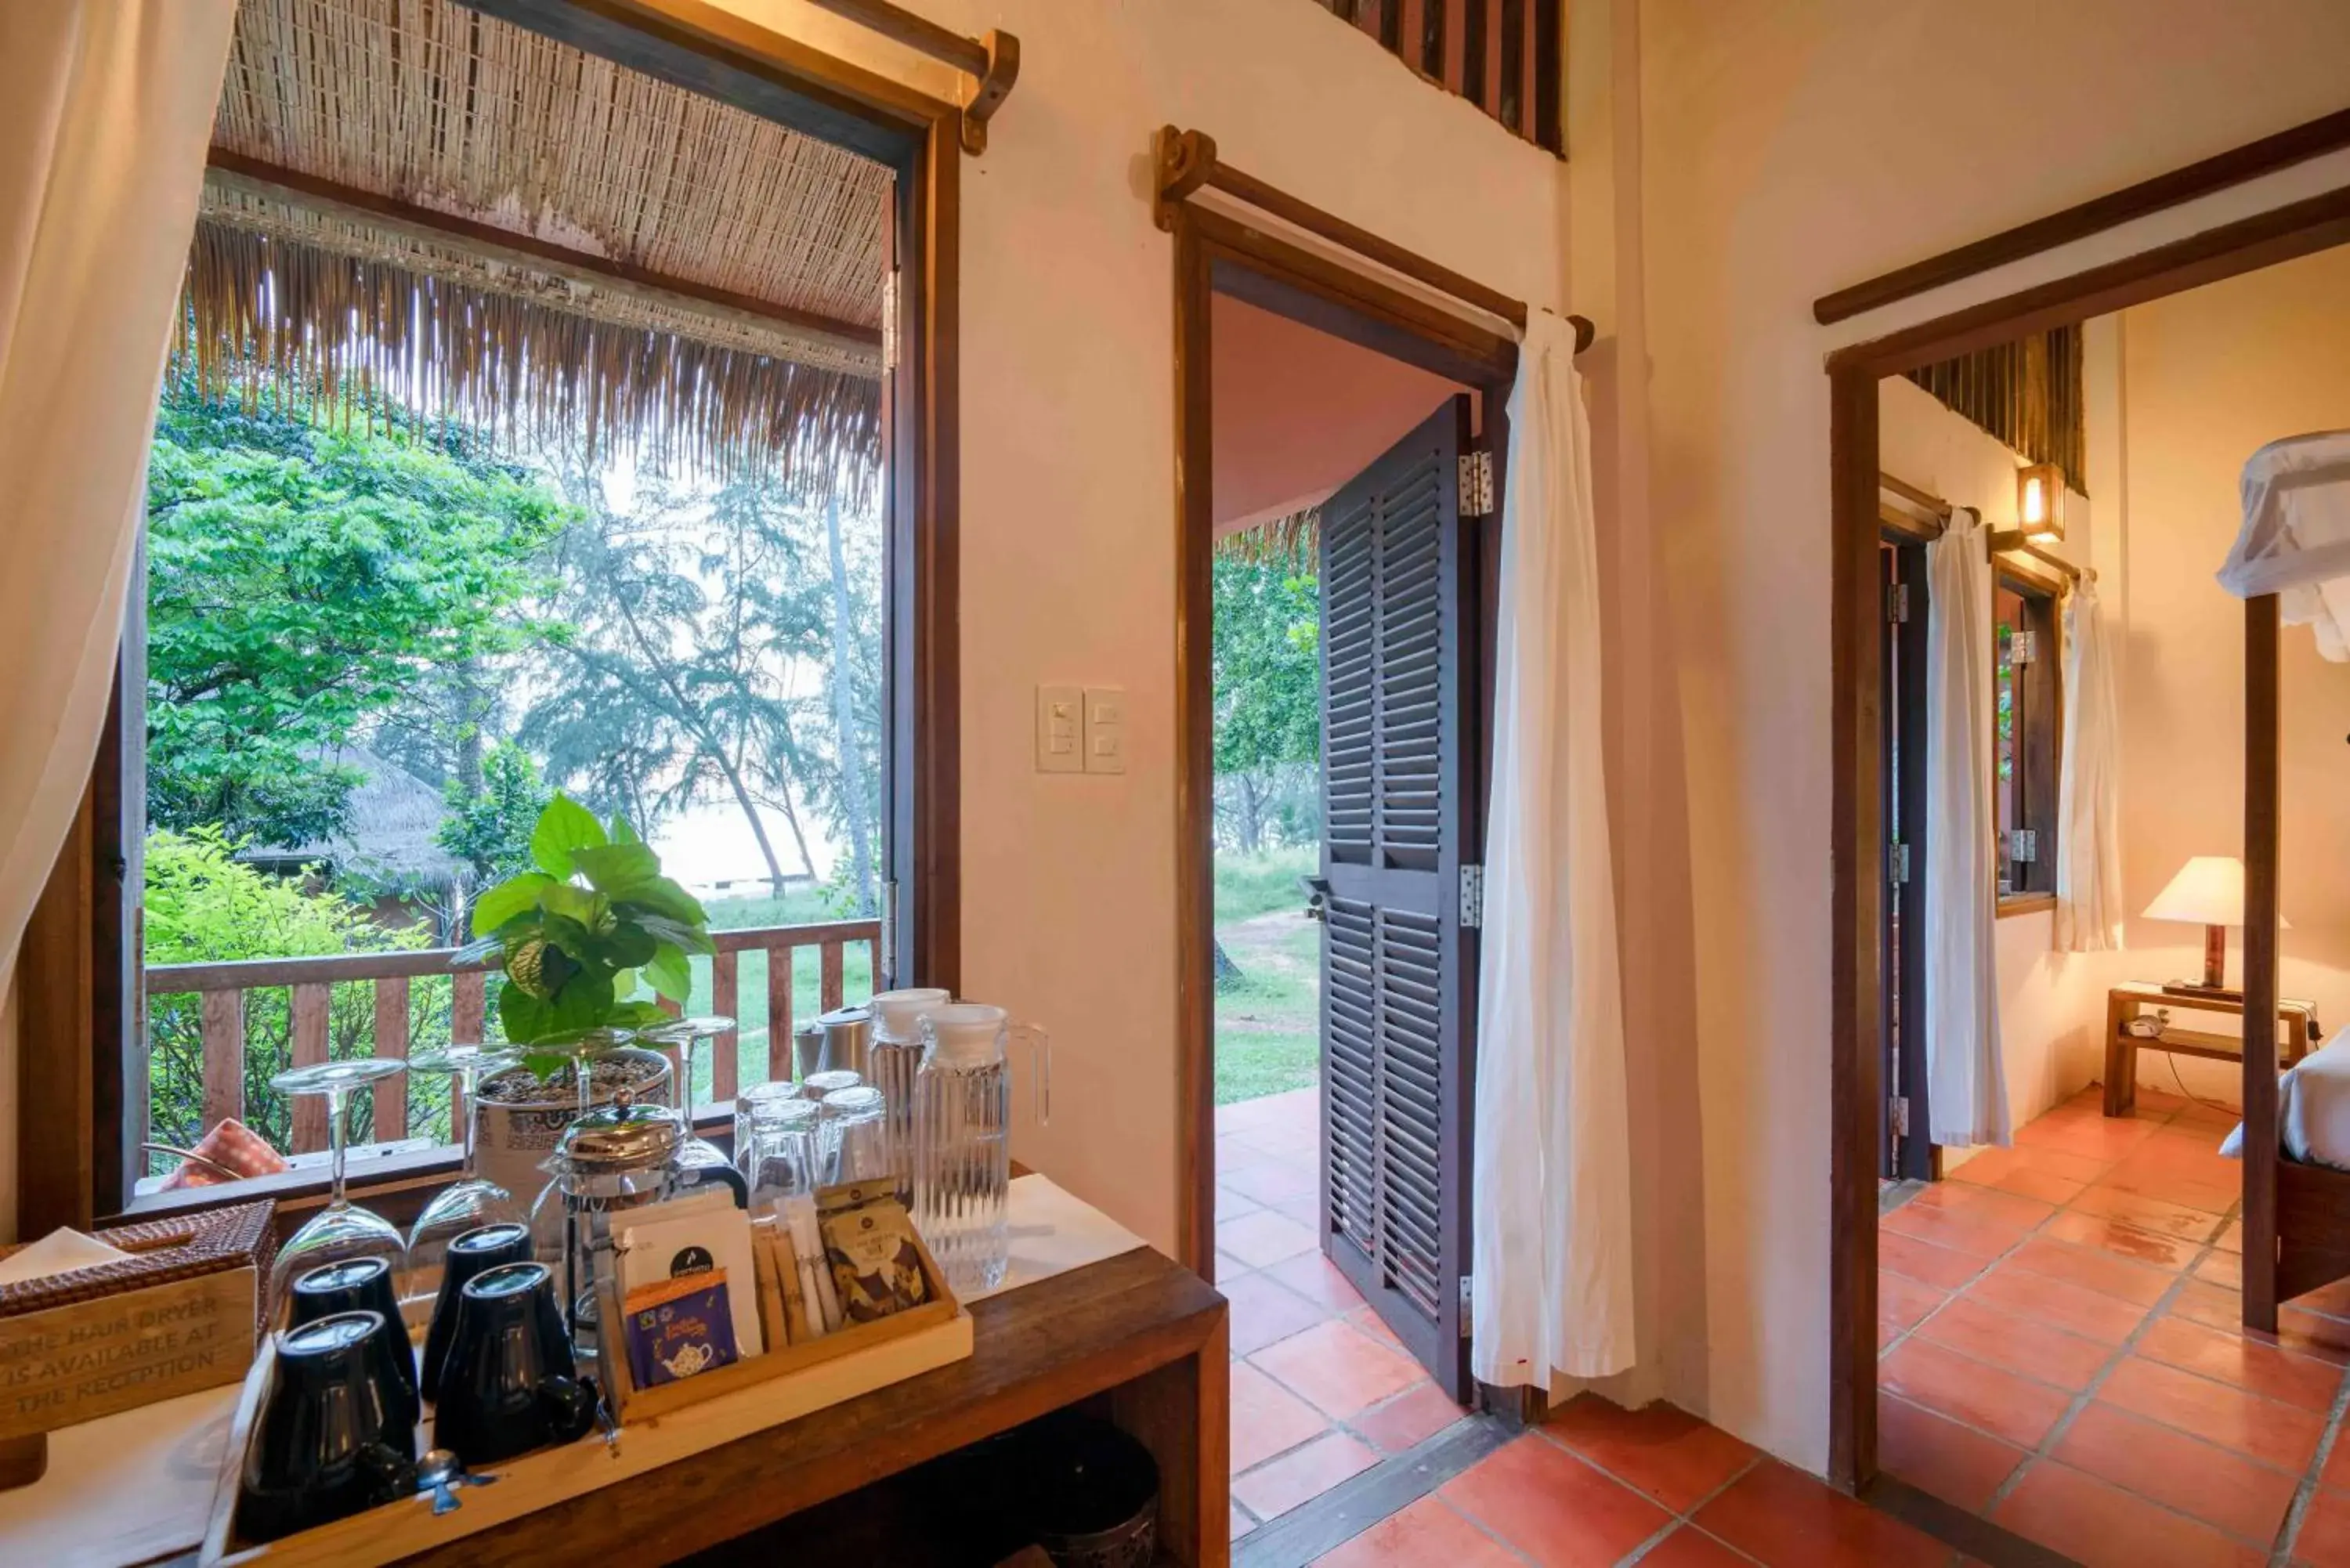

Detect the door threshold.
xmin=1235 ymin=1413 xmax=1511 ymax=1568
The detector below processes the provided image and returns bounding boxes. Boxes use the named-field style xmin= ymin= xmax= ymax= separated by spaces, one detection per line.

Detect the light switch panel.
xmin=1036 ymin=685 xmax=1083 ymax=774
xmin=1084 ymin=686 xmax=1126 ymax=775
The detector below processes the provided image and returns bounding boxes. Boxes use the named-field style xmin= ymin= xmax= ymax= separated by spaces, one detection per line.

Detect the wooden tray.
xmin=201 ymin=1226 xmax=972 ymax=1565
xmin=596 ymin=1213 xmax=961 ymax=1423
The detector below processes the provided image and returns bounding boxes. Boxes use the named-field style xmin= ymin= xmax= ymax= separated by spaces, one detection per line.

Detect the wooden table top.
xmin=397 ymin=1246 xmax=1225 ymax=1567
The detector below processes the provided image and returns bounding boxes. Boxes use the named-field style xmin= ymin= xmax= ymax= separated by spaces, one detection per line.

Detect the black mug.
xmin=289 ymin=1256 xmax=419 ymax=1432
xmin=432 ymin=1262 xmax=596 ymax=1468
xmin=421 ymin=1221 xmax=533 ymax=1402
xmin=239 ymin=1311 xmax=418 ymax=1542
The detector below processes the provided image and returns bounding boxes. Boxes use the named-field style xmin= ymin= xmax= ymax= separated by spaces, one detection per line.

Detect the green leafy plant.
xmin=459 ymin=793 xmax=713 ymax=1077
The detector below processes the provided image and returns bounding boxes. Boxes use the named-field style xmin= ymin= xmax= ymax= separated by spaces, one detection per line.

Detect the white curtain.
xmin=2055 ymin=580 xmax=2123 ymax=952
xmin=0 ymin=0 xmax=234 ymax=993
xmin=1924 ymin=508 xmax=2010 ymax=1147
xmin=1470 ymin=312 xmax=1635 ymax=1386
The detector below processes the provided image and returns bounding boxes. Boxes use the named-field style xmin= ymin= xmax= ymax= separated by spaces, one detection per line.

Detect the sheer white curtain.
xmin=1924 ymin=508 xmax=2010 ymax=1147
xmin=2055 ymin=580 xmax=2123 ymax=952
xmin=1470 ymin=312 xmax=1636 ymax=1386
xmin=0 ymin=0 xmax=234 ymax=993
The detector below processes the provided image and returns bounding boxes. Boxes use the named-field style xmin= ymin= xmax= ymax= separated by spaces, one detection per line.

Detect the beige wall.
xmin=696 ymin=0 xmax=1570 ymax=1253
xmin=1634 ymin=0 xmax=2350 ymax=1469
xmin=2110 ymin=245 xmax=2350 ymax=1100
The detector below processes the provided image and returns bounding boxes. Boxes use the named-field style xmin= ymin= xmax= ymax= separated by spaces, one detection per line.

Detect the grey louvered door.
xmin=1319 ymin=395 xmax=1477 ymax=1400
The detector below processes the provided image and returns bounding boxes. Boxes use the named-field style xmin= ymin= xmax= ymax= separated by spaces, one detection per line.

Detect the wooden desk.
xmin=413 ymin=1246 xmax=1229 ymax=1568
xmin=2103 ymin=981 xmax=2319 ymax=1116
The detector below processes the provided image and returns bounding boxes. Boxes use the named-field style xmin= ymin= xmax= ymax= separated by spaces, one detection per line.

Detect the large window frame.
xmin=16 ymin=0 xmax=965 ymax=1234
xmin=1993 ymin=560 xmax=2064 ymax=912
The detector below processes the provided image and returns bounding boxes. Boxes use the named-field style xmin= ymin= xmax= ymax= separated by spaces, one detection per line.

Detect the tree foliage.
xmin=437 ymin=740 xmax=553 ymax=887
xmin=144 ymin=383 xmax=567 ymax=846
xmin=1210 ymin=557 xmax=1321 ymax=851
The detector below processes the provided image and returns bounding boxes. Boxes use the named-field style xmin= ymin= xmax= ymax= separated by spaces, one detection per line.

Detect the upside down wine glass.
xmin=403 ymin=1046 xmax=523 ymax=1281
xmin=266 ymin=1058 xmax=411 ymax=1319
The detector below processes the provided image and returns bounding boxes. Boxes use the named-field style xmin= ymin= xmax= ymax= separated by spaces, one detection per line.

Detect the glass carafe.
xmin=913 ymin=1004 xmax=1050 ymax=1294
xmin=867 ymin=988 xmax=950 ymax=1198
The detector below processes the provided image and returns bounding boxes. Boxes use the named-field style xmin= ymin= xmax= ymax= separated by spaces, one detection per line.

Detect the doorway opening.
xmin=1206 ymin=293 xmax=1481 ymax=1534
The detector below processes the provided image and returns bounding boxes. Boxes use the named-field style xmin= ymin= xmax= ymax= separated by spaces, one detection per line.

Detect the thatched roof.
xmin=1216 ymin=505 xmax=1321 ymax=567
xmin=240 ymin=745 xmax=463 ymax=889
xmin=179 ymin=0 xmax=890 ymax=493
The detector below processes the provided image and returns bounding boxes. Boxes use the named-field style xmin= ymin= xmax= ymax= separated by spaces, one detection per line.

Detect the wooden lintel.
xmin=204 ymin=149 xmax=884 ymax=362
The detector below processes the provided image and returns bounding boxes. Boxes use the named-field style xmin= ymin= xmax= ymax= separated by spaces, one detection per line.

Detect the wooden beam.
xmin=793 ymin=0 xmax=1018 ymax=155
xmin=1814 ymin=105 xmax=2350 ymax=323
xmin=204 ymin=150 xmax=884 ymax=363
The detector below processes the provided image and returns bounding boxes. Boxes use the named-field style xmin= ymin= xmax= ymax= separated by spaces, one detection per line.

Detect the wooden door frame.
xmin=14 ymin=0 xmax=967 ymax=1235
xmin=1825 ymin=180 xmax=2350 ymax=1490
xmin=1170 ymin=198 xmax=1518 ymax=1281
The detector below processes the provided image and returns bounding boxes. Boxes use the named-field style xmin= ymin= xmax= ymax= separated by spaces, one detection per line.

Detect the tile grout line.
xmin=1609 ymin=1454 xmax=1770 ymax=1566
xmin=2272 ymin=1350 xmax=2350 ymax=1567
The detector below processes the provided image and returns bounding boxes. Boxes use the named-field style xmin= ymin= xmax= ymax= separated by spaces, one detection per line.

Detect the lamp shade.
xmin=2141 ymin=855 xmax=2289 ymax=929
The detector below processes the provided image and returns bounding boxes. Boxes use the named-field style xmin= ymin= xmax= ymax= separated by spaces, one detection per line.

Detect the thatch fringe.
xmin=1215 ymin=506 xmax=1321 ymax=569
xmin=176 ymin=214 xmax=882 ymax=503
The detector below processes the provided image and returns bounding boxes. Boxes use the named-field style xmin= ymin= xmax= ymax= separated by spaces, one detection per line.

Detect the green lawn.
xmin=1213 ymin=848 xmax=1321 ymax=1105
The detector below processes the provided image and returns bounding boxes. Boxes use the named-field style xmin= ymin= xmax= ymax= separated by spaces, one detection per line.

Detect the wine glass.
xmin=644 ymin=1015 xmax=737 ymax=1120
xmin=403 ymin=1045 xmax=523 ymax=1284
xmin=267 ymin=1058 xmax=410 ymax=1319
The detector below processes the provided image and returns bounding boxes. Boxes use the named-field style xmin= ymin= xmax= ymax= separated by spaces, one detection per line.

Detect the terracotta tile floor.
xmin=1228 ymin=1089 xmax=1962 ymax=1565
xmin=1878 ymin=1084 xmax=2350 ymax=1567
xmin=1218 ymin=1089 xmax=1477 ymax=1538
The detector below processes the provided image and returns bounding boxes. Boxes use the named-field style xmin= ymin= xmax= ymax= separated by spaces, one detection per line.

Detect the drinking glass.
xmin=268 ymin=1058 xmax=410 ymax=1318
xmin=403 ymin=1046 xmax=522 ymax=1281
xmin=801 ymin=1068 xmax=862 ymax=1104
xmin=744 ymin=1096 xmax=822 ymax=1206
xmin=819 ymin=1086 xmax=890 ymax=1185
xmin=733 ymin=1081 xmax=804 ymax=1171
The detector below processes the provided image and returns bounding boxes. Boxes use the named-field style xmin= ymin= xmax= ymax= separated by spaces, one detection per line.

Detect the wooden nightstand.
xmin=2102 ymin=981 xmax=2320 ymax=1116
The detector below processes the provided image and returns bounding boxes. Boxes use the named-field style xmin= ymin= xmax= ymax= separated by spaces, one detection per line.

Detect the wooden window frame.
xmin=15 ymin=0 xmax=966 ymax=1239
xmin=1993 ymin=563 xmax=2063 ymax=912
xmin=1825 ymin=171 xmax=2350 ymax=1492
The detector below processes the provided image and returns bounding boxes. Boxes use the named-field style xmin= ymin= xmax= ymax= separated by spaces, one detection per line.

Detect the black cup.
xmin=238 ymin=1311 xmax=418 ymax=1543
xmin=289 ymin=1256 xmax=419 ymax=1433
xmin=421 ymin=1221 xmax=533 ymax=1403
xmin=432 ymin=1262 xmax=596 ymax=1468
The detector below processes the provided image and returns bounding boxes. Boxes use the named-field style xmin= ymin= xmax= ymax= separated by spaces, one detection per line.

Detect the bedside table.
xmin=2102 ymin=981 xmax=2319 ymax=1117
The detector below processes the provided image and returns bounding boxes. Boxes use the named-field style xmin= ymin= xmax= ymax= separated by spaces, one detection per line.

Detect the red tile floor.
xmin=1224 ymin=1088 xmax=1971 ymax=1565
xmin=1878 ymin=1083 xmax=2350 ymax=1567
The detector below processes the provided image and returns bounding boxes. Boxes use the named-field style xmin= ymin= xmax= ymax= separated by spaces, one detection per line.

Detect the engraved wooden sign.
xmin=0 ymin=1266 xmax=257 ymax=1440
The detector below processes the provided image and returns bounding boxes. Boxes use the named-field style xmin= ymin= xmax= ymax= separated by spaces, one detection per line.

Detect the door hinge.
xmin=1889 ymin=1096 xmax=1911 ymax=1137
xmin=1458 ymin=450 xmax=1495 ymax=518
xmin=1459 ymin=865 xmax=1484 ymax=929
xmin=1889 ymin=841 xmax=1911 ymax=886
xmin=1459 ymin=1274 xmax=1473 ymax=1332
xmin=2008 ymin=829 xmax=2038 ymax=865
xmin=1887 ymin=583 xmax=1911 ymax=623
xmin=881 ymin=269 xmax=901 ymax=373
xmin=2008 ymin=627 xmax=2038 ymax=666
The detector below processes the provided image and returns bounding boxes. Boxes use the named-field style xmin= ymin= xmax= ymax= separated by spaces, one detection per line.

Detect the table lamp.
xmin=2142 ymin=854 xmax=2287 ymax=998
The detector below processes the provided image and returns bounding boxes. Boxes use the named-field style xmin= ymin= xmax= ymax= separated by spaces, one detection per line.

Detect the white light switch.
xmin=1084 ymin=686 xmax=1126 ymax=775
xmin=1036 ymin=685 xmax=1082 ymax=773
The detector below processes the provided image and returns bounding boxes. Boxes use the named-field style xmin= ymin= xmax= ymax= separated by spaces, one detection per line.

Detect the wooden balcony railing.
xmin=144 ymin=919 xmax=882 ymax=1161
xmin=1314 ymin=0 xmax=1563 ymax=154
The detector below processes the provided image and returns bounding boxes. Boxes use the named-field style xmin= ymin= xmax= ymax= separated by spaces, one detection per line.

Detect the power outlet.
xmin=1036 ymin=685 xmax=1082 ymax=773
xmin=1084 ymin=686 xmax=1126 ymax=775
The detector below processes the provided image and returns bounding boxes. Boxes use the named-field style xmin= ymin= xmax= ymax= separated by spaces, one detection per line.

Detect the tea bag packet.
xmin=815 ymin=1180 xmax=931 ymax=1324
xmin=620 ymin=1270 xmax=739 ymax=1389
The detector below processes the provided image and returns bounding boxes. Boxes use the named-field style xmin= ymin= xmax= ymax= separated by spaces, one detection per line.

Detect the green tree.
xmin=144 ymin=383 xmax=568 ymax=847
xmin=438 ymin=740 xmax=553 ymax=887
xmin=1210 ymin=557 xmax=1321 ymax=851
xmin=143 ymin=828 xmax=446 ymax=1157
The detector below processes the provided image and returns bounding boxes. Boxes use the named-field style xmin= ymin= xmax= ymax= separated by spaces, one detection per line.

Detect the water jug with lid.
xmin=867 ymin=988 xmax=949 ymax=1196
xmin=913 ymin=1003 xmax=1050 ymax=1293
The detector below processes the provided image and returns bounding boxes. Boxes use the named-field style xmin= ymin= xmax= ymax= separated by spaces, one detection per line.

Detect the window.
xmin=1994 ymin=572 xmax=2063 ymax=902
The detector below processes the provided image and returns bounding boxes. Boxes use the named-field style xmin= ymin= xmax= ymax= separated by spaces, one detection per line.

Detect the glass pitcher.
xmin=867 ymin=988 xmax=951 ymax=1198
xmin=913 ymin=1004 xmax=1050 ymax=1294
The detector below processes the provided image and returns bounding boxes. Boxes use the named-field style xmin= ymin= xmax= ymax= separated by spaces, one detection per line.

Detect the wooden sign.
xmin=0 ymin=1266 xmax=256 ymax=1440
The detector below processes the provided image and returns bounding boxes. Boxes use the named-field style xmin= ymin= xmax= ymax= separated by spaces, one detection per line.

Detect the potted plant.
xmin=457 ymin=796 xmax=715 ymax=1225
